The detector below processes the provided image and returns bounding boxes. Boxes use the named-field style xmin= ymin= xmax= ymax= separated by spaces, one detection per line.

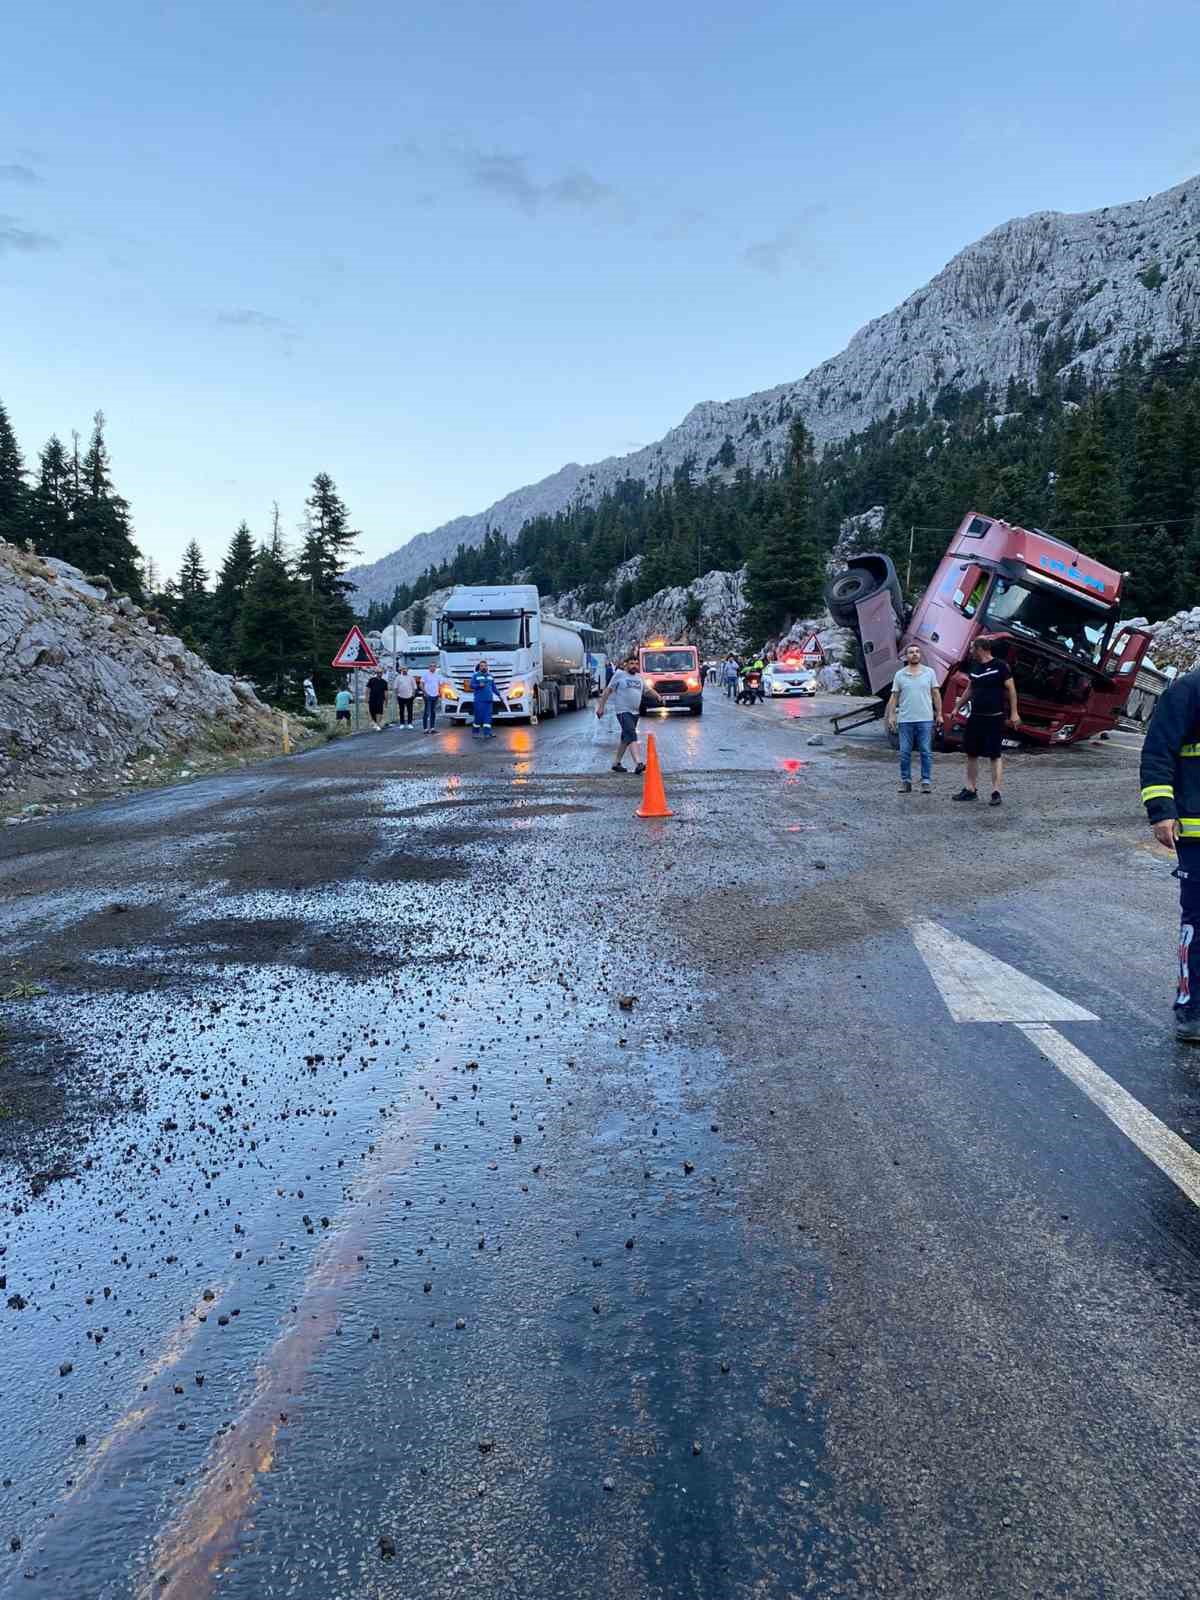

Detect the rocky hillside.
xmin=349 ymin=176 xmax=1200 ymax=606
xmin=0 ymin=542 xmax=280 ymax=809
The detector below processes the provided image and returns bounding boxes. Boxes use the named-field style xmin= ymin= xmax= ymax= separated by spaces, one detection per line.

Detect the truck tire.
xmin=546 ymin=687 xmax=559 ymax=719
xmin=690 ymin=702 xmax=703 ymax=717
xmin=825 ymin=554 xmax=903 ymax=628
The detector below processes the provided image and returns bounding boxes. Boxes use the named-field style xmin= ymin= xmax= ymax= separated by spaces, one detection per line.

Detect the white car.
xmin=764 ymin=663 xmax=818 ymax=697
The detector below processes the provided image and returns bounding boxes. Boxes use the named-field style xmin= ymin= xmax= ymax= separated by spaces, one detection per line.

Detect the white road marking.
xmin=910 ymin=919 xmax=1098 ymax=1024
xmin=912 ymin=920 xmax=1200 ymax=1211
xmin=1017 ymin=1022 xmax=1200 ymax=1210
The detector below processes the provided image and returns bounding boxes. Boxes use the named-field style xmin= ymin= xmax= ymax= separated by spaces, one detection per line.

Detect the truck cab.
xmin=638 ymin=642 xmax=704 ymax=716
xmin=829 ymin=511 xmax=1151 ymax=748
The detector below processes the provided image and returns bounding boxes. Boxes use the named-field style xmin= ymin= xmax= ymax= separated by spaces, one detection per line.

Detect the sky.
xmin=3 ymin=0 xmax=1199 ymax=584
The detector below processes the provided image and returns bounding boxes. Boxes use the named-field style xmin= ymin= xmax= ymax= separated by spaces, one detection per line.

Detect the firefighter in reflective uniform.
xmin=1140 ymin=667 xmax=1200 ymax=1041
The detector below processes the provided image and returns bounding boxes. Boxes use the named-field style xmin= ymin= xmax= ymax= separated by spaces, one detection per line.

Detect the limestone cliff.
xmin=348 ymin=176 xmax=1200 ymax=607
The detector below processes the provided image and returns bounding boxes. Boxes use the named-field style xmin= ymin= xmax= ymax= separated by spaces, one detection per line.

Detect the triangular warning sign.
xmin=795 ymin=632 xmax=826 ymax=662
xmin=331 ymin=625 xmax=379 ymax=669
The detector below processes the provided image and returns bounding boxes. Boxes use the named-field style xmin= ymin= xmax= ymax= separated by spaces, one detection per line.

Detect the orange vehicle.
xmin=638 ymin=641 xmax=704 ymax=716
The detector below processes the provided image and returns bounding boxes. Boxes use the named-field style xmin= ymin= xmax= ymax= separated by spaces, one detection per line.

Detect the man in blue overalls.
xmin=470 ymin=660 xmax=502 ymax=738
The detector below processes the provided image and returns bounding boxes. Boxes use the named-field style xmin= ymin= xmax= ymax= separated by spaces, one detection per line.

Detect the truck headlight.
xmin=1054 ymin=724 xmax=1076 ymax=741
xmin=509 ymin=680 xmax=525 ymax=697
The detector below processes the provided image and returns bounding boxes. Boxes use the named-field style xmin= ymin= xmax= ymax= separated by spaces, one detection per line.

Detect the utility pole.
xmin=906 ymin=526 xmax=916 ymax=593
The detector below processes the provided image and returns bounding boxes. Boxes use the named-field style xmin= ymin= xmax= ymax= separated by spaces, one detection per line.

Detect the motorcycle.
xmin=737 ymin=668 xmax=765 ymax=706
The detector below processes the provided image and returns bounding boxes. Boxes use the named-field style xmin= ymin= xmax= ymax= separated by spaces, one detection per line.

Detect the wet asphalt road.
xmin=2 ymin=692 xmax=1199 ymax=1599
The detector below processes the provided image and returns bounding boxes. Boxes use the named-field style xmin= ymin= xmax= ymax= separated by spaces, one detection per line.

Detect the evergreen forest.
xmin=0 ymin=401 xmax=360 ymax=706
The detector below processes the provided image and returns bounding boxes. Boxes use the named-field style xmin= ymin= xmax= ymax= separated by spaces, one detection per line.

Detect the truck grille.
xmin=653 ymin=677 xmax=689 ymax=693
xmin=451 ymin=667 xmax=515 ymax=692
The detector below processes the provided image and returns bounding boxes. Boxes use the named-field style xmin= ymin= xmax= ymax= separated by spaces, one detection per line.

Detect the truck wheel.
xmin=690 ymin=702 xmax=703 ymax=717
xmin=825 ymin=554 xmax=903 ymax=627
xmin=546 ymin=688 xmax=559 ymax=719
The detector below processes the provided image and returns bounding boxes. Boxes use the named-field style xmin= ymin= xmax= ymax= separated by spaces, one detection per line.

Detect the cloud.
xmin=461 ymin=147 xmax=619 ymax=216
xmin=656 ymin=206 xmax=710 ymax=242
xmin=0 ymin=215 xmax=60 ymax=254
xmin=217 ymin=308 xmax=291 ymax=332
xmin=0 ymin=164 xmax=40 ymax=186
xmin=741 ymin=211 xmax=826 ymax=275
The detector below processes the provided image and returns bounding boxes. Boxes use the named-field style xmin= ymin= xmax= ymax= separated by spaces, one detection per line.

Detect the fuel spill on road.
xmin=0 ymin=728 xmax=847 ymax=1598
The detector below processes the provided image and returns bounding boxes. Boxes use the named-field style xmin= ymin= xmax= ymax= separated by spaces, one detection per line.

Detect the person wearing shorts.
xmin=945 ymin=639 xmax=1020 ymax=806
xmin=595 ymin=653 xmax=661 ymax=773
xmin=334 ymin=686 xmax=352 ymax=728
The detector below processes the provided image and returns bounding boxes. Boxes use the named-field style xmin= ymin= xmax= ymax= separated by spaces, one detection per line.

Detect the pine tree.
xmin=1053 ymin=399 xmax=1126 ymax=566
xmin=26 ymin=436 xmax=73 ymax=560
xmin=209 ymin=521 xmax=257 ymax=672
xmin=0 ymin=399 xmax=27 ymax=543
xmin=233 ymin=535 xmax=310 ymax=704
xmin=297 ymin=472 xmax=359 ymax=694
xmin=741 ymin=419 xmax=824 ymax=644
xmin=71 ymin=412 xmax=143 ymax=597
xmin=171 ymin=539 xmax=212 ymax=652
xmin=1179 ymin=496 xmax=1200 ymax=613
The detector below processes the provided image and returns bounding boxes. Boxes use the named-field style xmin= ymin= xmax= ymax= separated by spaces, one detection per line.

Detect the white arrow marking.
xmin=910 ymin=920 xmax=1098 ymax=1024
xmin=912 ymin=921 xmax=1200 ymax=1211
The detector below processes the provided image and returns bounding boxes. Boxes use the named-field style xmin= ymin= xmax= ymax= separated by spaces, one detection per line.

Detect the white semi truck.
xmin=436 ymin=585 xmax=595 ymax=724
xmin=400 ymin=633 xmax=439 ymax=673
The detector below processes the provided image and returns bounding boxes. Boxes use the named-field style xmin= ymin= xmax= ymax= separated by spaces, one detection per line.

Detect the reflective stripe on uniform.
xmin=1182 ymin=745 xmax=1200 ymax=758
xmin=1141 ymin=784 xmax=1176 ymax=802
xmin=1178 ymin=818 xmax=1200 ymax=838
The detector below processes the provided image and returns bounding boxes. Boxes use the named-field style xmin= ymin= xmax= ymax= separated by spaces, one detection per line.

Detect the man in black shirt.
xmin=944 ymin=639 xmax=1021 ymax=806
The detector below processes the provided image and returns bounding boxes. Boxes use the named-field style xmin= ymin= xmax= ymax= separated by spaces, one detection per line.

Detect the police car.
xmin=764 ymin=661 xmax=818 ymax=697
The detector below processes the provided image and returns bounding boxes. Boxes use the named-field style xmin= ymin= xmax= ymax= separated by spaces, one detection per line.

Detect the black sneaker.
xmin=951 ymin=787 xmax=978 ymax=802
xmin=989 ymin=791 xmax=1003 ymax=807
xmin=898 ymin=780 xmax=912 ymax=793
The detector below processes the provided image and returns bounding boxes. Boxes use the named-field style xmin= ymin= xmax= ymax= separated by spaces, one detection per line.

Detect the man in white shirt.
xmin=393 ymin=666 xmax=417 ymax=727
xmin=420 ymin=665 xmax=444 ymax=732
xmin=596 ymin=653 xmax=661 ymax=773
xmin=885 ymin=644 xmax=942 ymax=793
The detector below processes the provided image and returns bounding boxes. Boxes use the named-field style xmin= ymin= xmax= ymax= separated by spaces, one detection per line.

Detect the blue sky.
xmin=3 ymin=0 xmax=1198 ymax=582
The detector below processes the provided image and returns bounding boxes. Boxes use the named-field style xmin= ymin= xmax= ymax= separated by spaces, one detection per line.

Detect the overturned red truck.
xmin=828 ymin=511 xmax=1152 ymax=746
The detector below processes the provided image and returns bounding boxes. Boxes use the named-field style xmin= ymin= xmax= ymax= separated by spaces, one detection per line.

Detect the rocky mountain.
xmin=348 ymin=176 xmax=1200 ymax=608
xmin=0 ymin=541 xmax=280 ymax=809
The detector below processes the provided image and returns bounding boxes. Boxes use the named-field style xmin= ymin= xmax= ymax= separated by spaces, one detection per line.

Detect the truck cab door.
xmin=855 ymin=588 xmax=901 ymax=693
xmin=1101 ymin=626 xmax=1151 ymax=681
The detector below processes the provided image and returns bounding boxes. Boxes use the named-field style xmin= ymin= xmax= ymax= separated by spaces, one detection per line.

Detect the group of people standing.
xmin=326 ymin=665 xmax=447 ymax=734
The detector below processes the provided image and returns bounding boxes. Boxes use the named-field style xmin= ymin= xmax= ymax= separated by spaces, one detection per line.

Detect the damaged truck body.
xmin=828 ymin=511 xmax=1152 ymax=747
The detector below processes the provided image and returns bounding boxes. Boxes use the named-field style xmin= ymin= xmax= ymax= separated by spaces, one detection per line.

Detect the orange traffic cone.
xmin=635 ymin=734 xmax=673 ymax=818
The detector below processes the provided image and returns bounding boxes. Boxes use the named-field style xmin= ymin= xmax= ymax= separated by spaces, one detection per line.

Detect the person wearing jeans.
xmin=886 ymin=644 xmax=942 ymax=793
xmin=420 ymin=666 xmax=443 ymax=731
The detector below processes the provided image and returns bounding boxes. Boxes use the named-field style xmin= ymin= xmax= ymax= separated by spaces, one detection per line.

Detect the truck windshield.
xmin=441 ymin=615 xmax=525 ymax=651
xmin=403 ymin=651 xmax=438 ymax=672
xmin=983 ymin=578 xmax=1111 ymax=663
xmin=642 ymin=650 xmax=696 ymax=672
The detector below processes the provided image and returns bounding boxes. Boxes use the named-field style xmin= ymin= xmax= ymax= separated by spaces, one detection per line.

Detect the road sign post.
xmin=330 ymin=627 xmax=379 ymax=736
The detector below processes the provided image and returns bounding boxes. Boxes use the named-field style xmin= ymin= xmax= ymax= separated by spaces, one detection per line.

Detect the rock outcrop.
xmin=348 ymin=176 xmax=1200 ymax=606
xmin=0 ymin=542 xmax=278 ymax=806
xmin=1125 ymin=609 xmax=1200 ymax=676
